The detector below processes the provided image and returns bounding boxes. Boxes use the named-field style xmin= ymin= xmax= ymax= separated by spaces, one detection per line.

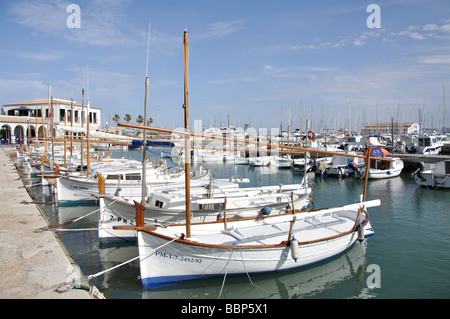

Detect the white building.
xmin=361 ymin=122 xmax=420 ymax=135
xmin=1 ymin=98 xmax=102 ymax=145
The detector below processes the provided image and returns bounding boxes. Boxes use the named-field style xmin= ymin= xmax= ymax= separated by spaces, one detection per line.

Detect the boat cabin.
xmin=416 ymin=136 xmax=443 ymax=154
xmin=435 ymin=160 xmax=450 ymax=176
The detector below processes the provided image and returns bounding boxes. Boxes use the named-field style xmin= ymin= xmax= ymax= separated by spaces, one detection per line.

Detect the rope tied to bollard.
xmin=54 ymin=237 xmax=178 ymax=297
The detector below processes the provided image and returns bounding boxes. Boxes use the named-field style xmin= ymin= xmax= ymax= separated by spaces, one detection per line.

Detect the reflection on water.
xmin=20 ymin=152 xmax=450 ymax=299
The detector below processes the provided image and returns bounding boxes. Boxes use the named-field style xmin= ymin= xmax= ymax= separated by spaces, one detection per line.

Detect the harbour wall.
xmin=0 ymin=146 xmax=91 ymax=299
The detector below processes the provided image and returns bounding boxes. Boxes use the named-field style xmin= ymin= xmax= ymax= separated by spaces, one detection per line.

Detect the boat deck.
xmin=155 ymin=210 xmax=358 ymax=247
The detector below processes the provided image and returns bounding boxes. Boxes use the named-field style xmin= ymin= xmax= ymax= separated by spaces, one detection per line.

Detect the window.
xmin=74 ymin=110 xmax=79 ymax=123
xmin=106 ymin=174 xmax=123 ymax=180
xmin=60 ymin=109 xmax=66 ymax=122
xmin=125 ymin=173 xmax=141 ymax=181
xmin=155 ymin=200 xmax=164 ymax=208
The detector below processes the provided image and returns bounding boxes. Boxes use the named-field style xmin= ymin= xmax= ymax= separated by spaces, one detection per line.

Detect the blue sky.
xmin=1 ymin=0 xmax=450 ymax=132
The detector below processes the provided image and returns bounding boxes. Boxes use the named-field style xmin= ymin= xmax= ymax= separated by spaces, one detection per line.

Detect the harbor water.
xmin=25 ymin=149 xmax=450 ymax=299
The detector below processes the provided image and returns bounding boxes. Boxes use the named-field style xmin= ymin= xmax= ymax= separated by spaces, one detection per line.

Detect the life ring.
xmin=307 ymin=130 xmax=315 ymax=140
xmin=344 ymin=130 xmax=349 ymax=136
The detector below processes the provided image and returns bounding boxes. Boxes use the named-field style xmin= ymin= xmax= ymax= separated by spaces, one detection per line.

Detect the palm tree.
xmin=147 ymin=117 xmax=153 ymax=126
xmin=124 ymin=114 xmax=132 ymax=123
xmin=136 ymin=115 xmax=144 ymax=125
xmin=112 ymin=114 xmax=120 ymax=126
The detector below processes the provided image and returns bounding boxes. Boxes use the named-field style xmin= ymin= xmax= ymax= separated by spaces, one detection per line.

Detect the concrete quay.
xmin=0 ymin=147 xmax=91 ymax=299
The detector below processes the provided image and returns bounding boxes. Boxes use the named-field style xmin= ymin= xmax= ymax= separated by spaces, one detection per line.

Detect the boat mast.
xmin=86 ymin=66 xmax=90 ymax=177
xmin=183 ymin=29 xmax=191 ymax=238
xmin=80 ymin=88 xmax=84 ymax=175
xmin=141 ymin=22 xmax=151 ymax=205
xmin=443 ymin=83 xmax=446 ymax=133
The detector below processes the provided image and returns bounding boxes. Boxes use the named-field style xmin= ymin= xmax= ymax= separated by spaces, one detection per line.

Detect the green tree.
xmin=112 ymin=114 xmax=120 ymax=126
xmin=147 ymin=117 xmax=153 ymax=126
xmin=124 ymin=114 xmax=132 ymax=123
xmin=136 ymin=115 xmax=144 ymax=125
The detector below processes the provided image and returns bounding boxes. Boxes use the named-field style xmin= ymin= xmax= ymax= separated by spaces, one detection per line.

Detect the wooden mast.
xmin=183 ymin=29 xmax=191 ymax=238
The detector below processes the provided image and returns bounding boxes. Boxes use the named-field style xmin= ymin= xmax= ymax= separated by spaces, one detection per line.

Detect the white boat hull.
xmin=98 ymin=187 xmax=311 ymax=240
xmin=414 ymin=171 xmax=450 ymax=188
xmin=413 ymin=160 xmax=450 ymax=188
xmin=135 ymin=200 xmax=378 ymax=287
xmin=367 ymin=158 xmax=404 ymax=179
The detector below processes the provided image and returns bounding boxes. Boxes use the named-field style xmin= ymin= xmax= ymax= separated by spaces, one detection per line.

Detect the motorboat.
xmin=362 ymin=147 xmax=404 ymax=179
xmin=413 ymin=160 xmax=450 ymax=189
xmin=416 ymin=135 xmax=443 ymax=155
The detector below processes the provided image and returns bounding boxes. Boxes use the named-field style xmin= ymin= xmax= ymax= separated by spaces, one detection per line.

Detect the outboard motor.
xmin=347 ymin=161 xmax=358 ymax=178
xmin=412 ymin=161 xmax=425 ymax=178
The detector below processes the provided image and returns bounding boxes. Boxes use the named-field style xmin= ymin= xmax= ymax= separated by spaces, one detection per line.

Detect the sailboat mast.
xmin=444 ymin=83 xmax=446 ymax=133
xmin=141 ymin=22 xmax=151 ymax=205
xmin=183 ymin=29 xmax=191 ymax=238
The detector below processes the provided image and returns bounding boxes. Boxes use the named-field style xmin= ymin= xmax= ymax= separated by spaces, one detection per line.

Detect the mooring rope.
xmin=55 ymin=236 xmax=178 ymax=295
xmin=34 ymin=198 xmax=119 ymax=232
xmin=434 ymin=175 xmax=448 ymax=190
xmin=217 ymin=243 xmax=267 ymax=298
xmin=53 ymin=228 xmax=100 ymax=232
xmin=88 ymin=237 xmax=177 ymax=280
xmin=236 ymin=244 xmax=266 ymax=292
xmin=217 ymin=244 xmax=234 ymax=299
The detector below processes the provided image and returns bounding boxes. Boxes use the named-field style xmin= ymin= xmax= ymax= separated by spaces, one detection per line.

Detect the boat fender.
xmin=115 ymin=187 xmax=122 ymax=197
xmin=285 ymin=204 xmax=291 ymax=212
xmin=290 ymin=237 xmax=299 ymax=262
xmin=260 ymin=206 xmax=272 ymax=215
xmin=357 ymin=225 xmax=365 ymax=241
xmin=216 ymin=213 xmax=223 ymax=221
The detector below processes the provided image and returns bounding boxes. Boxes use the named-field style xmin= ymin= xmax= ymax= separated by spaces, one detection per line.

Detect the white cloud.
xmin=8 ymin=0 xmax=142 ymax=46
xmin=423 ymin=24 xmax=440 ymax=31
xmin=196 ymin=19 xmax=246 ymax=40
xmin=262 ymin=65 xmax=340 ymax=78
xmin=279 ymin=29 xmax=386 ymax=51
xmin=416 ymin=55 xmax=450 ymax=64
xmin=208 ymin=77 xmax=254 ymax=84
xmin=353 ymin=38 xmax=365 ymax=46
xmin=395 ymin=21 xmax=450 ymax=40
xmin=0 ymin=78 xmax=48 ymax=104
xmin=18 ymin=52 xmax=61 ymax=61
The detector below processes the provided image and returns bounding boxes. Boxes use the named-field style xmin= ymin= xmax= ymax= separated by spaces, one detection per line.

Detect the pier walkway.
xmin=0 ymin=147 xmax=91 ymax=299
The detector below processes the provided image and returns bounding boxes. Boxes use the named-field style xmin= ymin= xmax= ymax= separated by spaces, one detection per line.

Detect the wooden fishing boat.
xmin=98 ymin=181 xmax=311 ymax=240
xmin=56 ymin=161 xmax=211 ymax=203
xmin=118 ymin=197 xmax=378 ymax=287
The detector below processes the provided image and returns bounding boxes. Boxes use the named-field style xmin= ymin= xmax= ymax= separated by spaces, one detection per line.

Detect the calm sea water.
xmin=27 ymin=149 xmax=450 ymax=299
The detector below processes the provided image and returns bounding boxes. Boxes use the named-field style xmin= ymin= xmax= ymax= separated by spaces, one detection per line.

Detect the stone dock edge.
xmin=0 ymin=147 xmax=94 ymax=299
